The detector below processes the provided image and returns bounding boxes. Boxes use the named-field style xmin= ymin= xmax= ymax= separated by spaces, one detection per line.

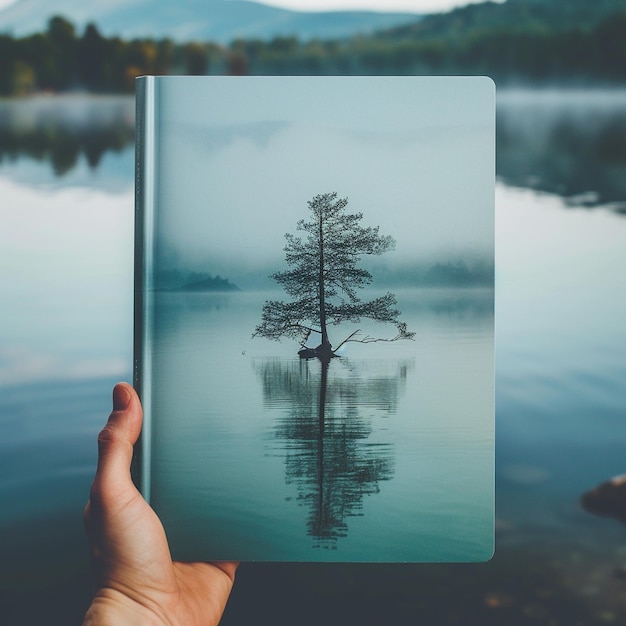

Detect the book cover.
xmin=134 ymin=75 xmax=495 ymax=562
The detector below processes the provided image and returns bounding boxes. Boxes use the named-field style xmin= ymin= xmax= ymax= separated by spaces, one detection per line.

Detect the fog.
xmin=152 ymin=76 xmax=494 ymax=288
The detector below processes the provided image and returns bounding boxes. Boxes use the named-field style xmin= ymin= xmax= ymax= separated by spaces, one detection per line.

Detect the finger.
xmin=93 ymin=383 xmax=143 ymax=497
xmin=213 ymin=561 xmax=239 ymax=583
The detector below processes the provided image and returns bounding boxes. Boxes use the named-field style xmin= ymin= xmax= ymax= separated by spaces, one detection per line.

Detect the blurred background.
xmin=1 ymin=0 xmax=625 ymax=624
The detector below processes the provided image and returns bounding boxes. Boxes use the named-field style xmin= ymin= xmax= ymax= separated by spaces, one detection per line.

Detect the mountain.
xmin=0 ymin=0 xmax=420 ymax=42
xmin=380 ymin=0 xmax=626 ymax=42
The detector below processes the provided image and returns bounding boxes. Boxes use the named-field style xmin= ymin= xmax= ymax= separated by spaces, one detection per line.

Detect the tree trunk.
xmin=317 ymin=206 xmax=332 ymax=356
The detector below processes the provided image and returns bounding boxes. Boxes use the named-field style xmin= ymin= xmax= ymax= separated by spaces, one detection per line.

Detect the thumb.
xmin=93 ymin=383 xmax=143 ymax=499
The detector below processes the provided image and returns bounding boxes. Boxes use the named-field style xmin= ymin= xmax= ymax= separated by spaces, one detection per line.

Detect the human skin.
xmin=83 ymin=383 xmax=238 ymax=625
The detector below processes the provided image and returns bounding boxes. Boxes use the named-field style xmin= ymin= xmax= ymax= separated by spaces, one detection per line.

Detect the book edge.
xmin=132 ymin=75 xmax=158 ymax=503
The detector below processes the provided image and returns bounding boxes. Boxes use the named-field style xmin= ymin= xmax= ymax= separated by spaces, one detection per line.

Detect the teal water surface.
xmin=146 ymin=289 xmax=494 ymax=561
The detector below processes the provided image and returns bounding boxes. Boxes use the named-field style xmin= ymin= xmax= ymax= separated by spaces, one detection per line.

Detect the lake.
xmin=1 ymin=90 xmax=626 ymax=624
xmin=146 ymin=288 xmax=494 ymax=562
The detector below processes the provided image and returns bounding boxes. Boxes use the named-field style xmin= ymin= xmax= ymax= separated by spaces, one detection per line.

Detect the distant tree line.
xmin=1 ymin=11 xmax=625 ymax=95
xmin=233 ymin=11 xmax=626 ymax=83
xmin=0 ymin=16 xmax=226 ymax=95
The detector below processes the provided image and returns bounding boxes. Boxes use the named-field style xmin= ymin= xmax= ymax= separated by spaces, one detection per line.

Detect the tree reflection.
xmin=497 ymin=96 xmax=626 ymax=210
xmin=254 ymin=357 xmax=412 ymax=547
xmin=0 ymin=98 xmax=134 ymax=176
xmin=0 ymin=122 xmax=134 ymax=176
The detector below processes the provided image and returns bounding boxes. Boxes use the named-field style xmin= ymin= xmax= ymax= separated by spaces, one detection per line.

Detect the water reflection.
xmin=497 ymin=90 xmax=626 ymax=211
xmin=0 ymin=95 xmax=134 ymax=175
xmin=1 ymin=91 xmax=626 ymax=213
xmin=254 ymin=356 xmax=412 ymax=546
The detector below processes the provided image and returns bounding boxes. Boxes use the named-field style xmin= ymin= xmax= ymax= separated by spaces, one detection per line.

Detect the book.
xmin=134 ymin=75 xmax=495 ymax=562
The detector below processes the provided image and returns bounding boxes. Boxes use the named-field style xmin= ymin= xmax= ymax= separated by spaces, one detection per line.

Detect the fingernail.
xmin=112 ymin=384 xmax=131 ymax=411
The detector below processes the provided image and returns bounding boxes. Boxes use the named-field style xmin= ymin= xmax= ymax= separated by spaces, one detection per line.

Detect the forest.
xmin=1 ymin=3 xmax=625 ymax=96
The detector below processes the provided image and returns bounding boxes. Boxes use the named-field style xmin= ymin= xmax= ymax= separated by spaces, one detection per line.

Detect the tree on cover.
xmin=253 ymin=192 xmax=414 ymax=361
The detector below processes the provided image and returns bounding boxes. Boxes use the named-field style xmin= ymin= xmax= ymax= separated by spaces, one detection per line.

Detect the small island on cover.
xmin=134 ymin=76 xmax=495 ymax=562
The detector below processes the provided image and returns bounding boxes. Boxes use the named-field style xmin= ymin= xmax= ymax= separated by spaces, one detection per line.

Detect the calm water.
xmin=146 ymin=289 xmax=494 ymax=561
xmin=1 ymin=91 xmax=626 ymax=622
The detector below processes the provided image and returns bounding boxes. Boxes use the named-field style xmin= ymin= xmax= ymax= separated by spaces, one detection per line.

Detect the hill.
xmin=1 ymin=0 xmax=625 ymax=94
xmin=0 ymin=0 xmax=419 ymax=43
xmin=381 ymin=0 xmax=626 ymax=42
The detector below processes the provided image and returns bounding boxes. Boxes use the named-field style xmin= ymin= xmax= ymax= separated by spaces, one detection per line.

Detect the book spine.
xmin=133 ymin=75 xmax=157 ymax=503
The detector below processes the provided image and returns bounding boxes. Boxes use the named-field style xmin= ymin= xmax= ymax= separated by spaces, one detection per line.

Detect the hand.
xmin=83 ymin=383 xmax=238 ymax=625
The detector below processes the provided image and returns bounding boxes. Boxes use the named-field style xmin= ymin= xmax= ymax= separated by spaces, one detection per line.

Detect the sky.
xmin=149 ymin=76 xmax=494 ymax=287
xmin=0 ymin=0 xmax=501 ymax=14
xmin=253 ymin=0 xmax=499 ymax=13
